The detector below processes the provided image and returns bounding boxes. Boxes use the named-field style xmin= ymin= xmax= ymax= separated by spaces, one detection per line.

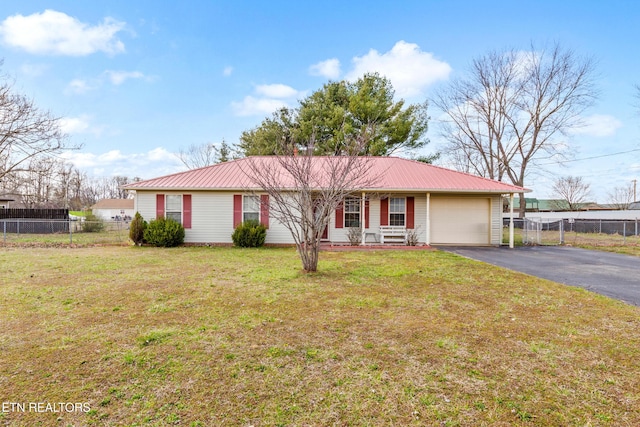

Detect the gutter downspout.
xmin=426 ymin=192 xmax=431 ymax=245
xmin=509 ymin=193 xmax=514 ymax=249
xmin=361 ymin=192 xmax=366 ymax=245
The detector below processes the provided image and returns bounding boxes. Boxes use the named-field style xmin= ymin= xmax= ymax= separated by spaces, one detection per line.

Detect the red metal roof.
xmin=124 ymin=156 xmax=529 ymax=194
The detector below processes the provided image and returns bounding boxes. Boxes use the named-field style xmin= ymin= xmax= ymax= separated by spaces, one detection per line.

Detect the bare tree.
xmin=550 ymin=176 xmax=591 ymax=211
xmin=0 ymin=72 xmax=71 ymax=181
xmin=240 ymin=147 xmax=381 ymax=272
xmin=433 ymin=43 xmax=597 ymax=216
xmin=1 ymin=158 xmax=96 ymax=209
xmin=176 ymin=140 xmax=235 ymax=169
xmin=607 ymin=183 xmax=635 ymax=210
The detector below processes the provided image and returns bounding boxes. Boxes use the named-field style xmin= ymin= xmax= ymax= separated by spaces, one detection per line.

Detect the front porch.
xmin=330 ymin=192 xmax=518 ymax=248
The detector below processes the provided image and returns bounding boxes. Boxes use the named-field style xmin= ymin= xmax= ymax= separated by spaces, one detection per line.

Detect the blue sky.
xmin=0 ymin=0 xmax=638 ymax=202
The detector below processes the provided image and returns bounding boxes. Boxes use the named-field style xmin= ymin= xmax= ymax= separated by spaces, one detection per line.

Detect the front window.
xmin=344 ymin=197 xmax=360 ymax=228
xmin=389 ymin=197 xmax=405 ymax=226
xmin=166 ymin=195 xmax=182 ymax=224
xmin=243 ymin=195 xmax=260 ymax=222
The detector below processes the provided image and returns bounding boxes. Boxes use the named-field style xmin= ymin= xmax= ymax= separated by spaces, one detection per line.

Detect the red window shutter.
xmin=156 ymin=194 xmax=165 ymax=219
xmin=364 ymin=200 xmax=370 ymax=229
xmin=233 ymin=195 xmax=242 ymax=228
xmin=260 ymin=195 xmax=269 ymax=229
xmin=335 ymin=202 xmax=344 ymax=229
xmin=183 ymin=194 xmax=192 ymax=229
xmin=407 ymin=196 xmax=415 ymax=229
xmin=380 ymin=198 xmax=389 ymax=226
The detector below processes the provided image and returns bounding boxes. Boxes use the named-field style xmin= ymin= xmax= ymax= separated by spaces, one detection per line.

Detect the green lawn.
xmin=1 ymin=246 xmax=639 ymax=426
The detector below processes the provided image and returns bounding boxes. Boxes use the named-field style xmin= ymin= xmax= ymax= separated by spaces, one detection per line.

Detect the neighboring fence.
xmin=503 ymin=217 xmax=640 ymax=246
xmin=1 ymin=218 xmax=130 ymax=245
xmin=564 ymin=219 xmax=640 ymax=236
xmin=0 ymin=208 xmax=69 ymax=219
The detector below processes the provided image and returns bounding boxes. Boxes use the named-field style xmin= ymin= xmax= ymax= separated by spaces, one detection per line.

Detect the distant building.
xmin=90 ymin=199 xmax=135 ymax=221
xmin=0 ymin=196 xmax=14 ymax=209
xmin=505 ymin=197 xmax=616 ymax=213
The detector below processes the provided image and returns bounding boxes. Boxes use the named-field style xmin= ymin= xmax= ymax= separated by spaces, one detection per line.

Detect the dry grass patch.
xmin=505 ymin=227 xmax=640 ymax=257
xmin=565 ymin=232 xmax=640 ymax=257
xmin=1 ymin=246 xmax=639 ymax=426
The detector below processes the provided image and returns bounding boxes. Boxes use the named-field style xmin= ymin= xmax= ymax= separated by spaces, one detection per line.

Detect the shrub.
xmin=347 ymin=226 xmax=362 ymax=246
xmin=143 ymin=217 xmax=185 ymax=247
xmin=82 ymin=213 xmax=105 ymax=232
xmin=129 ymin=212 xmax=147 ymax=245
xmin=232 ymin=220 xmax=267 ymax=247
xmin=406 ymin=226 xmax=422 ymax=246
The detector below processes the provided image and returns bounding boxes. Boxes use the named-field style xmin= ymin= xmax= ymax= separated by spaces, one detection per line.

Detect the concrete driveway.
xmin=439 ymin=246 xmax=640 ymax=306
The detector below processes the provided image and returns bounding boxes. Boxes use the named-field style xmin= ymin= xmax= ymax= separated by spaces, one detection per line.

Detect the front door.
xmin=321 ymin=223 xmax=328 ymax=240
xmin=314 ymin=205 xmax=329 ymax=240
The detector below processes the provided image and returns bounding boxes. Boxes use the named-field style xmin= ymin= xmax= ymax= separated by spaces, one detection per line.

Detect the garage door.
xmin=430 ymin=197 xmax=490 ymax=244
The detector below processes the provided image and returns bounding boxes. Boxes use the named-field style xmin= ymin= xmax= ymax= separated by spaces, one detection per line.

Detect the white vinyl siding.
xmin=491 ymin=195 xmax=502 ymax=245
xmin=135 ymin=191 xmax=502 ymax=246
xmin=134 ymin=191 xmax=292 ymax=245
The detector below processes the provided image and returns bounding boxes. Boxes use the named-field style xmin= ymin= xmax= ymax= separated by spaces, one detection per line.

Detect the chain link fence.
xmin=504 ymin=218 xmax=640 ymax=246
xmin=1 ymin=218 xmax=130 ymax=246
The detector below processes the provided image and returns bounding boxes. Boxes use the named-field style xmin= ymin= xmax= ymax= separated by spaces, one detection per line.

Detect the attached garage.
xmin=430 ymin=196 xmax=491 ymax=245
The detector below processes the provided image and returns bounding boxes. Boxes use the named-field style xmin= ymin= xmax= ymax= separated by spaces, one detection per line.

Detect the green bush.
xmin=82 ymin=213 xmax=105 ymax=232
xmin=129 ymin=212 xmax=147 ymax=245
xmin=143 ymin=217 xmax=185 ymax=247
xmin=232 ymin=220 xmax=267 ymax=248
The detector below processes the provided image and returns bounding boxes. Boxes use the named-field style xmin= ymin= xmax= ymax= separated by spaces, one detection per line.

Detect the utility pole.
xmin=633 ymin=179 xmax=637 ymax=203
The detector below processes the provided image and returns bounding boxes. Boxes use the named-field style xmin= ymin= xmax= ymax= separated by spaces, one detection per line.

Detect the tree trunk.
xmin=298 ymin=242 xmax=319 ymax=272
xmin=518 ymin=192 xmax=526 ymax=218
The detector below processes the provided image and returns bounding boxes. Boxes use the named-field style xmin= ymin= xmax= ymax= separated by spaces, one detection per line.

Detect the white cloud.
xmin=0 ymin=9 xmax=126 ymax=56
xmin=231 ymin=96 xmax=289 ymax=117
xmin=61 ymin=147 xmax=185 ymax=179
xmin=570 ymin=114 xmax=623 ymax=137
xmin=231 ymin=83 xmax=303 ymax=116
xmin=60 ymin=151 xmax=95 ymax=168
xmin=345 ymin=40 xmax=451 ymax=98
xmin=66 ymin=70 xmax=152 ymax=95
xmin=104 ymin=70 xmax=145 ymax=85
xmin=147 ymin=147 xmax=176 ymax=162
xmin=255 ymin=83 xmax=299 ymax=99
xmin=309 ymin=58 xmax=341 ymax=79
xmin=65 ymin=79 xmax=95 ymax=94
xmin=59 ymin=115 xmax=91 ymax=134
xmin=100 ymin=150 xmax=127 ymax=162
xmin=223 ymin=66 xmax=233 ymax=76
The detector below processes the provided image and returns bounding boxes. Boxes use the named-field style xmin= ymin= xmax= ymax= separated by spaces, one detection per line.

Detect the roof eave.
xmin=126 ymin=186 xmax=530 ymax=194
xmin=361 ymin=188 xmax=530 ymax=194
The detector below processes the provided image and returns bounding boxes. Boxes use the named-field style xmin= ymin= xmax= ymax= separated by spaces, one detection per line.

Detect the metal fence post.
xmin=3 ymin=220 xmax=5 ymax=243
xmin=623 ymin=222 xmax=626 ymax=244
xmin=69 ymin=218 xmax=73 ymax=244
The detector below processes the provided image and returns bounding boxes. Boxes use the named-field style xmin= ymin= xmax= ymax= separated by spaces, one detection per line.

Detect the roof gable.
xmin=124 ymin=156 xmax=529 ymax=194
